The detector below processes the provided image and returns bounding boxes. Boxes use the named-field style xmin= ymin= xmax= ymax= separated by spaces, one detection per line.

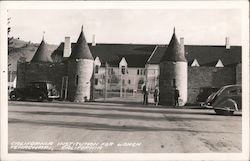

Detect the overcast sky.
xmin=9 ymin=9 xmax=241 ymax=46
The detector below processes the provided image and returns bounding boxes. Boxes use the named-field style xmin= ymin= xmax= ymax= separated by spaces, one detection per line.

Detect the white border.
xmin=0 ymin=1 xmax=249 ymax=161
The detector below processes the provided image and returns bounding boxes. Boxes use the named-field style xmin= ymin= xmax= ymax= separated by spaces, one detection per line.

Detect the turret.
xmin=31 ymin=36 xmax=52 ymax=63
xmin=159 ymin=28 xmax=187 ymax=106
xmin=67 ymin=26 xmax=94 ymax=102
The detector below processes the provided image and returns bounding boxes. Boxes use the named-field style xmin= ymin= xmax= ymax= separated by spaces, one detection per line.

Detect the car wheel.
xmin=214 ymin=109 xmax=234 ymax=116
xmin=10 ymin=94 xmax=17 ymax=101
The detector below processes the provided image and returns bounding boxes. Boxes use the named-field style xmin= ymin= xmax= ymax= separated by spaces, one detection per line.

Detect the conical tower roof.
xmin=31 ymin=38 xmax=53 ymax=63
xmin=69 ymin=26 xmax=93 ymax=60
xmin=160 ymin=28 xmax=187 ymax=62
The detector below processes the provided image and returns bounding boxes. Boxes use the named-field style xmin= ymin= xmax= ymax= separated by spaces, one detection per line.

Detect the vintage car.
xmin=210 ymin=84 xmax=242 ymax=115
xmin=196 ymin=87 xmax=220 ymax=106
xmin=10 ymin=81 xmax=60 ymax=102
xmin=203 ymin=92 xmax=217 ymax=108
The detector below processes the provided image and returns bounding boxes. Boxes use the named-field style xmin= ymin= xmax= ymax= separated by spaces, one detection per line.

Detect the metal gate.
xmin=92 ymin=65 xmax=154 ymax=104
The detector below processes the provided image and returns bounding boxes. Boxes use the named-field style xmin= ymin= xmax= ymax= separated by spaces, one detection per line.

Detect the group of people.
xmin=142 ymin=83 xmax=180 ymax=107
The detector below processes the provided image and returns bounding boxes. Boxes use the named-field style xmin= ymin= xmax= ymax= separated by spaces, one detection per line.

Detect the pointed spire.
xmin=69 ymin=26 xmax=93 ymax=60
xmin=31 ymin=36 xmax=52 ymax=63
xmin=42 ymin=31 xmax=45 ymax=41
xmin=160 ymin=29 xmax=187 ymax=62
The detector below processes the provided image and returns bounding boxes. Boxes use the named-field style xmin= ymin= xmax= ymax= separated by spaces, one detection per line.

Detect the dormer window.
xmin=191 ymin=59 xmax=200 ymax=67
xmin=121 ymin=66 xmax=126 ymax=75
xmin=215 ymin=59 xmax=224 ymax=67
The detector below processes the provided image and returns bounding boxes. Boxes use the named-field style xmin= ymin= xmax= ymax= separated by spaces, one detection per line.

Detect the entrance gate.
xmin=92 ymin=66 xmax=155 ymax=104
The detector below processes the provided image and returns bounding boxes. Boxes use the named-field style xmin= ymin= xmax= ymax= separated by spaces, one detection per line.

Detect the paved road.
xmin=8 ymin=101 xmax=242 ymax=153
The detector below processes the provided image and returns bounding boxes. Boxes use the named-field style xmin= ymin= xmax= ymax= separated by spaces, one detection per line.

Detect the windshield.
xmin=46 ymin=83 xmax=54 ymax=90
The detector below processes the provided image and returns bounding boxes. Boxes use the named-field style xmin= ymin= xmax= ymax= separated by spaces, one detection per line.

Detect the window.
xmin=137 ymin=69 xmax=140 ymax=75
xmin=76 ymin=75 xmax=79 ymax=85
xmin=140 ymin=69 xmax=143 ymax=75
xmin=94 ymin=78 xmax=98 ymax=85
xmin=121 ymin=66 xmax=126 ymax=75
xmin=128 ymin=80 xmax=131 ymax=84
xmin=95 ymin=65 xmax=99 ymax=74
xmin=172 ymin=79 xmax=176 ymax=88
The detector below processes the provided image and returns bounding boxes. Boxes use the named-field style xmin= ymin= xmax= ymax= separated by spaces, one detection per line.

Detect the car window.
xmin=228 ymin=89 xmax=237 ymax=94
xmin=34 ymin=83 xmax=41 ymax=88
xmin=47 ymin=83 xmax=53 ymax=90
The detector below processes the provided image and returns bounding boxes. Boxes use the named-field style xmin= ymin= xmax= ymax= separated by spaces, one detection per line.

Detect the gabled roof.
xmin=51 ymin=41 xmax=241 ymax=67
xmin=69 ymin=27 xmax=93 ymax=60
xmin=31 ymin=39 xmax=53 ymax=63
xmin=52 ymin=43 xmax=155 ymax=67
xmin=148 ymin=45 xmax=241 ymax=67
xmin=160 ymin=30 xmax=187 ymax=62
xmin=189 ymin=59 xmax=200 ymax=67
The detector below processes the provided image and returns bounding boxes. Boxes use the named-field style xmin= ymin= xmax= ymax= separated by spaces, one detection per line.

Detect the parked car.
xmin=196 ymin=87 xmax=220 ymax=106
xmin=210 ymin=84 xmax=242 ymax=115
xmin=203 ymin=92 xmax=218 ymax=108
xmin=10 ymin=81 xmax=60 ymax=102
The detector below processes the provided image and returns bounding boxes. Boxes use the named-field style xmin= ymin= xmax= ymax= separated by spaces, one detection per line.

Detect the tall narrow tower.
xmin=159 ymin=28 xmax=187 ymax=106
xmin=67 ymin=26 xmax=94 ymax=102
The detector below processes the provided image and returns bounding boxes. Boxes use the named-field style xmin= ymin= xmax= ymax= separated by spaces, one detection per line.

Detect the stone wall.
xmin=16 ymin=62 xmax=67 ymax=93
xmin=188 ymin=66 xmax=236 ymax=104
xmin=236 ymin=63 xmax=242 ymax=84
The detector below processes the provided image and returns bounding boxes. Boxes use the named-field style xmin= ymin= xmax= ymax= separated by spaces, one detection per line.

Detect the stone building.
xmin=15 ymin=27 xmax=242 ymax=104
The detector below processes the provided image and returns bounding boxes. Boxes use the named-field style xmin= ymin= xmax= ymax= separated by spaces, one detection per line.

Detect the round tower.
xmin=31 ymin=35 xmax=53 ymax=63
xmin=67 ymin=26 xmax=94 ymax=102
xmin=159 ymin=28 xmax=187 ymax=106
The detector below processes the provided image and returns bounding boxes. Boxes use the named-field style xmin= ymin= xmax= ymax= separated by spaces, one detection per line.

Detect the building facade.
xmin=14 ymin=27 xmax=242 ymax=104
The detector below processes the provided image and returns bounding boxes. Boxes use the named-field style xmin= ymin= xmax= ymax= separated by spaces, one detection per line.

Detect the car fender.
xmin=214 ymin=98 xmax=238 ymax=112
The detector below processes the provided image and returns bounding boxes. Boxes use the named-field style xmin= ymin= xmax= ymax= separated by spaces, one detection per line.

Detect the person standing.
xmin=174 ymin=87 xmax=180 ymax=107
xmin=154 ymin=85 xmax=160 ymax=106
xmin=142 ymin=83 xmax=148 ymax=105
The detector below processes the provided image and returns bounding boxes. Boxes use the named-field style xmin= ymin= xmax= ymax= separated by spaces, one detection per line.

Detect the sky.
xmin=8 ymin=9 xmax=241 ymax=46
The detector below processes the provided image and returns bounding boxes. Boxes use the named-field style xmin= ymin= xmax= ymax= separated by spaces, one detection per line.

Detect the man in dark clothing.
xmin=154 ymin=85 xmax=159 ymax=106
xmin=142 ymin=84 xmax=148 ymax=105
xmin=174 ymin=88 xmax=180 ymax=107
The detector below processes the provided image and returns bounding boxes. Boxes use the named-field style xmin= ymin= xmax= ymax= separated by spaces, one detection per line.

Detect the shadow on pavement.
xmin=8 ymin=118 xmax=238 ymax=134
xmin=11 ymin=110 xmax=217 ymax=122
xmin=9 ymin=103 xmax=242 ymax=117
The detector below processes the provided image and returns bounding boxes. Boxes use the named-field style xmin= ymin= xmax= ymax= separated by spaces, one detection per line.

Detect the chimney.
xmin=225 ymin=37 xmax=230 ymax=49
xmin=180 ymin=37 xmax=185 ymax=54
xmin=92 ymin=34 xmax=96 ymax=46
xmin=63 ymin=36 xmax=71 ymax=57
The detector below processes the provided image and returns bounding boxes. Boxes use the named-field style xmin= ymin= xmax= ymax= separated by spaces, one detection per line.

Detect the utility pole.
xmin=90 ymin=62 xmax=95 ymax=101
xmin=104 ymin=62 xmax=108 ymax=101
xmin=120 ymin=75 xmax=123 ymax=98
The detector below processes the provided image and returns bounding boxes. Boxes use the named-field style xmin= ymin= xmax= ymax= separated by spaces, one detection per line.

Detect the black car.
xmin=10 ymin=81 xmax=60 ymax=102
xmin=196 ymin=87 xmax=220 ymax=106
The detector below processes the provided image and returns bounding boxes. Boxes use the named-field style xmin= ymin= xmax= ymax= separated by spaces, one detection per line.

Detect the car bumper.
xmin=48 ymin=95 xmax=60 ymax=99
